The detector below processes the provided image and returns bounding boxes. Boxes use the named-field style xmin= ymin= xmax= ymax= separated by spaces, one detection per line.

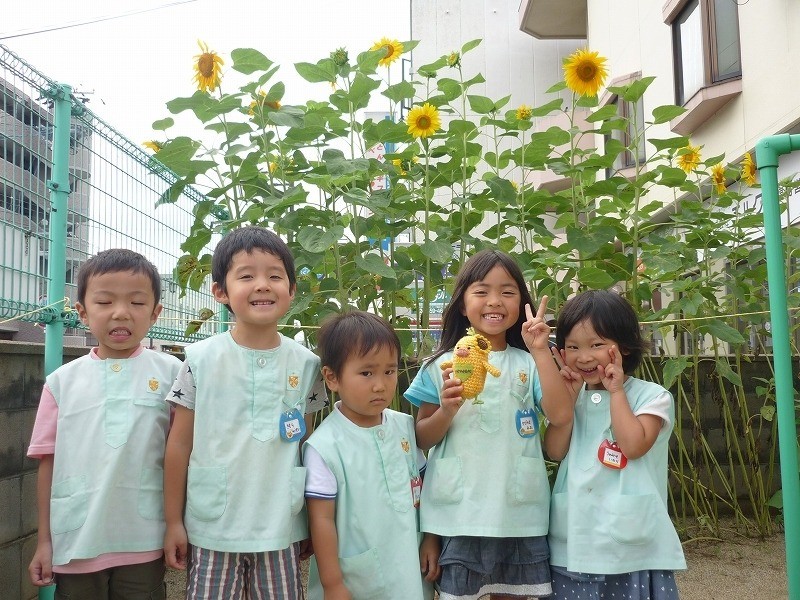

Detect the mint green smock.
xmin=304 ymin=408 xmax=433 ymax=600
xmin=548 ymin=377 xmax=687 ymax=574
xmin=184 ymin=332 xmax=320 ymax=552
xmin=406 ymin=347 xmax=551 ymax=538
xmin=47 ymin=350 xmax=181 ymax=565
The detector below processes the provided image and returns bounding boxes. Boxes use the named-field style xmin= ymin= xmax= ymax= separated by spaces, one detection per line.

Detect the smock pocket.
xmin=134 ymin=396 xmax=169 ymax=409
xmin=607 ymin=494 xmax=658 ymax=545
xmin=340 ymin=548 xmax=387 ymax=599
xmin=50 ymin=476 xmax=89 ymax=534
xmin=186 ymin=466 xmax=227 ymax=521
xmin=549 ymin=492 xmax=568 ymax=543
xmin=138 ymin=467 xmax=164 ymax=521
xmin=427 ymin=456 xmax=463 ymax=505
xmin=478 ymin=399 xmax=501 ymax=434
xmin=507 ymin=456 xmax=549 ymax=506
xmin=290 ymin=466 xmax=307 ymax=515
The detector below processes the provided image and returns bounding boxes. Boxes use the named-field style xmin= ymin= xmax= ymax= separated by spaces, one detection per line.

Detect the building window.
xmin=671 ymin=0 xmax=741 ymax=106
xmin=600 ymin=73 xmax=646 ymax=175
xmin=609 ymin=97 xmax=646 ymax=171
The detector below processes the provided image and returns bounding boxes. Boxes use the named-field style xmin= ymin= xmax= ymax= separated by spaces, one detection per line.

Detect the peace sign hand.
xmin=522 ymin=296 xmax=552 ymax=352
xmin=600 ymin=345 xmax=625 ymax=394
xmin=551 ymin=346 xmax=583 ymax=401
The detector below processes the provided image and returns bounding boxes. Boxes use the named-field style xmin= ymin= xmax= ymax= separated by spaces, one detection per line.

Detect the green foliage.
xmin=151 ymin=38 xmax=795 ymax=535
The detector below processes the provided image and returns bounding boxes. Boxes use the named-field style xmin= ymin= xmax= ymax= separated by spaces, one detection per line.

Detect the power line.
xmin=0 ymin=0 xmax=199 ymax=41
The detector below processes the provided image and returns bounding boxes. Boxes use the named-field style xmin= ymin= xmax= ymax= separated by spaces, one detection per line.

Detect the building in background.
xmin=0 ymin=77 xmax=91 ymax=343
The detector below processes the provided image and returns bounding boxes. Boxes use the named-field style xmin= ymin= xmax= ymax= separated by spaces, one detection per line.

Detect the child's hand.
xmin=28 ymin=541 xmax=54 ymax=587
xmin=323 ymin=582 xmax=352 ymax=600
xmin=419 ymin=533 xmax=441 ymax=583
xmin=522 ymin=296 xmax=552 ymax=352
xmin=298 ymin=537 xmax=314 ymax=560
xmin=440 ymin=368 xmax=465 ymax=416
xmin=552 ymin=347 xmax=583 ymax=401
xmin=164 ymin=522 xmax=189 ymax=570
xmin=601 ymin=345 xmax=625 ymax=393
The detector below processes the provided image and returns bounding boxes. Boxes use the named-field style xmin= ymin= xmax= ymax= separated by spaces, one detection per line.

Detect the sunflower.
xmin=371 ymin=37 xmax=403 ymax=67
xmin=392 ymin=158 xmax=406 ymax=175
xmin=677 ymin=144 xmax=701 ymax=174
xmin=406 ymin=103 xmax=441 ymax=138
xmin=268 ymin=162 xmax=278 ymax=175
xmin=711 ymin=163 xmax=726 ymax=194
xmin=741 ymin=152 xmax=757 ymax=186
xmin=563 ymin=49 xmax=608 ymax=97
xmin=447 ymin=51 xmax=461 ymax=68
xmin=193 ymin=40 xmax=224 ymax=93
xmin=516 ymin=105 xmax=533 ymax=120
xmin=142 ymin=140 xmax=162 ymax=153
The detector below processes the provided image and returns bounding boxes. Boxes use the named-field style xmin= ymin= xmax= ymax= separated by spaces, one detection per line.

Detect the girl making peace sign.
xmin=545 ymin=290 xmax=686 ymax=600
xmin=405 ymin=249 xmax=573 ymax=600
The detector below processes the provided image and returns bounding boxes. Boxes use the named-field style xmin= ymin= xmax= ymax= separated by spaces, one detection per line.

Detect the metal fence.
xmin=0 ymin=43 xmax=216 ymax=347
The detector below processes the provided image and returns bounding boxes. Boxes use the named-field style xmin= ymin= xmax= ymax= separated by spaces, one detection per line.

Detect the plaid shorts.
xmin=185 ymin=543 xmax=303 ymax=600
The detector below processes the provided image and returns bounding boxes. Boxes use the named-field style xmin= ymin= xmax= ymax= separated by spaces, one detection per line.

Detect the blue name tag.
xmin=515 ymin=408 xmax=538 ymax=437
xmin=280 ymin=409 xmax=306 ymax=442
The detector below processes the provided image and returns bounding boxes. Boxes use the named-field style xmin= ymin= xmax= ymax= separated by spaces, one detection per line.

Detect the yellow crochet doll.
xmin=440 ymin=327 xmax=501 ymax=404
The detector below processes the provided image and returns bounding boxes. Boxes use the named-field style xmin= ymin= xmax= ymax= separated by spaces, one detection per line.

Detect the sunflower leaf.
xmin=461 ymin=39 xmax=482 ymax=54
xmin=650 ymin=105 xmax=686 ymax=125
xmin=356 ymin=253 xmax=397 ymax=279
xmin=382 ymin=81 xmax=415 ymax=103
xmin=297 ymin=225 xmax=344 ymax=253
xmin=231 ymin=48 xmax=274 ymax=74
xmin=295 ymin=60 xmax=336 ymax=83
xmin=152 ymin=117 xmax=174 ymax=131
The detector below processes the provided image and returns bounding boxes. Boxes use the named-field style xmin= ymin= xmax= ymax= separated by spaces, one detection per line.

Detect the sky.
xmin=0 ymin=0 xmax=411 ymax=145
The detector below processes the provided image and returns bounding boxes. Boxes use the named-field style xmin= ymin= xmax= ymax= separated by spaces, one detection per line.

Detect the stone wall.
xmin=0 ymin=342 xmax=87 ymax=600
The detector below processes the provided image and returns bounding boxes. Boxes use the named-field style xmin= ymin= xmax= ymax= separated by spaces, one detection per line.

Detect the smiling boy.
xmin=163 ymin=226 xmax=321 ymax=599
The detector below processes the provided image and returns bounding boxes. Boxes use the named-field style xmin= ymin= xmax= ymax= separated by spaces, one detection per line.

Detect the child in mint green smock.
xmin=545 ymin=290 xmax=686 ymax=600
xmin=405 ymin=250 xmax=575 ymax=600
xmin=303 ymin=311 xmax=438 ymax=600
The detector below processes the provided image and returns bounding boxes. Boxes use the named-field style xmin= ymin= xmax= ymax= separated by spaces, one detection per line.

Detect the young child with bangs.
xmin=28 ymin=249 xmax=181 ymax=599
xmin=163 ymin=226 xmax=322 ymax=599
xmin=405 ymin=249 xmax=573 ymax=600
xmin=545 ymin=290 xmax=686 ymax=599
xmin=303 ymin=310 xmax=439 ymax=600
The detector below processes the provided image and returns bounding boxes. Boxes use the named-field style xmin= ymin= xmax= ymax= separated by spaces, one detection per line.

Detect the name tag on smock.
xmin=280 ymin=409 xmax=306 ymax=442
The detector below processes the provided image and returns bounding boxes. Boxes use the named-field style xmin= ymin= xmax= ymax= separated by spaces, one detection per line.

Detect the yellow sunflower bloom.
xmin=193 ymin=40 xmax=224 ymax=93
xmin=268 ymin=162 xmax=278 ymax=175
xmin=563 ymin=49 xmax=608 ymax=97
xmin=447 ymin=52 xmax=461 ymax=68
xmin=371 ymin=37 xmax=403 ymax=67
xmin=516 ymin=105 xmax=533 ymax=120
xmin=742 ymin=152 xmax=758 ymax=186
xmin=142 ymin=140 xmax=162 ymax=153
xmin=677 ymin=144 xmax=701 ymax=174
xmin=711 ymin=163 xmax=726 ymax=194
xmin=406 ymin=103 xmax=441 ymax=138
xmin=392 ymin=158 xmax=406 ymax=176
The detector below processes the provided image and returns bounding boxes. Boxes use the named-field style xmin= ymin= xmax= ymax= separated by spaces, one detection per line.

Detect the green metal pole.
xmin=755 ymin=134 xmax=800 ymax=600
xmin=43 ymin=83 xmax=73 ymax=377
xmin=38 ymin=83 xmax=72 ymax=600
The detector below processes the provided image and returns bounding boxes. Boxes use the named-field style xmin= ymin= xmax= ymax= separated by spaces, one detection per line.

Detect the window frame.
xmin=667 ymin=0 xmax=742 ymax=107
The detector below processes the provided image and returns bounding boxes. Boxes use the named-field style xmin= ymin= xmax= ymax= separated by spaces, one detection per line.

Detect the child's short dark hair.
xmin=212 ymin=226 xmax=296 ymax=293
xmin=76 ymin=249 xmax=161 ymax=305
xmin=555 ymin=290 xmax=647 ymax=373
xmin=317 ymin=311 xmax=401 ymax=377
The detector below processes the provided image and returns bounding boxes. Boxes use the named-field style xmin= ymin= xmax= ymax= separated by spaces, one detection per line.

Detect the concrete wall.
xmin=0 ymin=341 xmax=87 ymax=600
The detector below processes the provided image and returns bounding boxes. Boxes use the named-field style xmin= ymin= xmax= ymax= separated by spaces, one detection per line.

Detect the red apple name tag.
xmin=598 ymin=439 xmax=628 ymax=469
xmin=411 ymin=476 xmax=422 ymax=507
